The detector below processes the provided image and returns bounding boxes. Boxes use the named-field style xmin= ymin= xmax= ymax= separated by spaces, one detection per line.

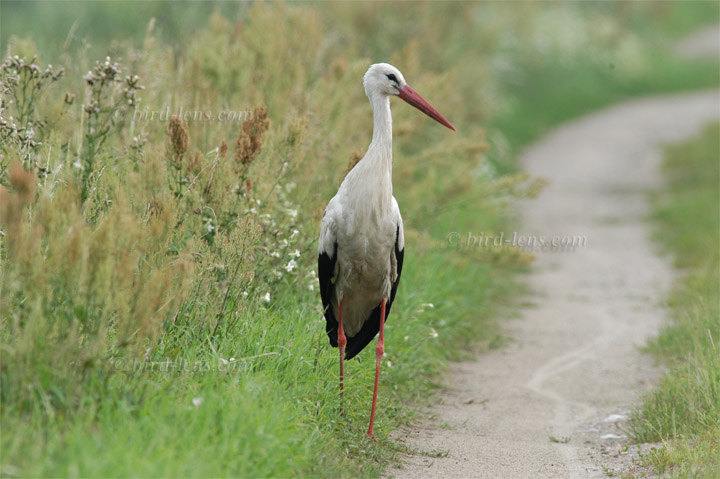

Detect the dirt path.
xmin=675 ymin=24 xmax=720 ymax=58
xmin=387 ymin=90 xmax=720 ymax=479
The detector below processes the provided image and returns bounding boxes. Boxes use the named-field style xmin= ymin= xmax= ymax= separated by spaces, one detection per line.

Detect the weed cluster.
xmin=0 ymin=55 xmax=66 ymax=172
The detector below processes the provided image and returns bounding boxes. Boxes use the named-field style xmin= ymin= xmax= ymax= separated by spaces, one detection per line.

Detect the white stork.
xmin=318 ymin=63 xmax=455 ymax=437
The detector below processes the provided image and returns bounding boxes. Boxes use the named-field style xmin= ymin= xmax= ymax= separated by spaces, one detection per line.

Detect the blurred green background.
xmin=1 ymin=2 xmax=718 ymax=478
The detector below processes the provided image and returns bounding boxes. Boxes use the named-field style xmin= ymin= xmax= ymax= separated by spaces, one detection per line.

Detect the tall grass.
xmin=629 ymin=124 xmax=720 ymax=478
xmin=1 ymin=2 xmax=718 ymax=477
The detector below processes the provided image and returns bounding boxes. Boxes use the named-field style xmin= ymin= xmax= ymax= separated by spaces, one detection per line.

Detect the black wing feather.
xmin=343 ymin=226 xmax=404 ymax=360
xmin=318 ymin=241 xmax=338 ymax=347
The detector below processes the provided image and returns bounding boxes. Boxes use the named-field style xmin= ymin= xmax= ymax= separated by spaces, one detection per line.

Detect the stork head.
xmin=363 ymin=63 xmax=456 ymax=131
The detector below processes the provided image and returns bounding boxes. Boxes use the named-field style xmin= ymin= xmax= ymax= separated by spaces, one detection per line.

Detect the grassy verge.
xmin=628 ymin=123 xmax=719 ymax=477
xmin=0 ymin=2 xmax=718 ymax=477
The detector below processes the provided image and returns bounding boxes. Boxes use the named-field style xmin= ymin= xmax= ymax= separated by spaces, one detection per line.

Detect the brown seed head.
xmin=8 ymin=162 xmax=36 ymax=203
xmin=166 ymin=116 xmax=189 ymax=168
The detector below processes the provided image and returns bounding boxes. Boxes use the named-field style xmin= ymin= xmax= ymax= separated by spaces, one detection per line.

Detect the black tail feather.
xmin=343 ymin=300 xmax=394 ymax=360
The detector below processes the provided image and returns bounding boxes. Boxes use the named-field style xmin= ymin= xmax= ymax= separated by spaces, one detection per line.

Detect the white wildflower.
xmin=288 ymin=209 xmax=298 ymax=219
xmin=291 ymin=229 xmax=299 ymax=237
xmin=192 ymin=397 xmax=203 ymax=407
xmin=290 ymin=249 xmax=301 ymax=258
xmin=285 ymin=260 xmax=297 ymax=272
xmin=308 ymin=283 xmax=315 ymax=291
xmin=430 ymin=328 xmax=439 ymax=339
xmin=263 ymin=292 xmax=271 ymax=303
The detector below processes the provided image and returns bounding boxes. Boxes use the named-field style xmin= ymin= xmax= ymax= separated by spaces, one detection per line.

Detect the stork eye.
xmin=386 ymin=73 xmax=398 ymax=83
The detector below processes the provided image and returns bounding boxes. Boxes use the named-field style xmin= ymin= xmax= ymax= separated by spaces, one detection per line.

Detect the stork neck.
xmin=369 ymin=93 xmax=392 ymax=155
xmin=338 ymin=92 xmax=393 ymax=220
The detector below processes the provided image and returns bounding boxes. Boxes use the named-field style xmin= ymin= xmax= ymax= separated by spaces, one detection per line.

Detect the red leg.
xmin=367 ymin=299 xmax=386 ymax=438
xmin=338 ymin=301 xmax=346 ymax=416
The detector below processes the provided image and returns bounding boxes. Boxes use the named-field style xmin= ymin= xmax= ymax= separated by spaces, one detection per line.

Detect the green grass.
xmin=628 ymin=123 xmax=720 ymax=478
xmin=488 ymin=47 xmax=719 ymax=175
xmin=0 ymin=2 xmax=718 ymax=478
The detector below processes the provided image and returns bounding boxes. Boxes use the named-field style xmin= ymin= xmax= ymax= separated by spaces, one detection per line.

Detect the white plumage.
xmin=319 ymin=64 xmax=406 ymax=338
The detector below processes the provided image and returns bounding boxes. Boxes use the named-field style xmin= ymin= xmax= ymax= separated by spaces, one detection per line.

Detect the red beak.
xmin=397 ymin=85 xmax=456 ymax=132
